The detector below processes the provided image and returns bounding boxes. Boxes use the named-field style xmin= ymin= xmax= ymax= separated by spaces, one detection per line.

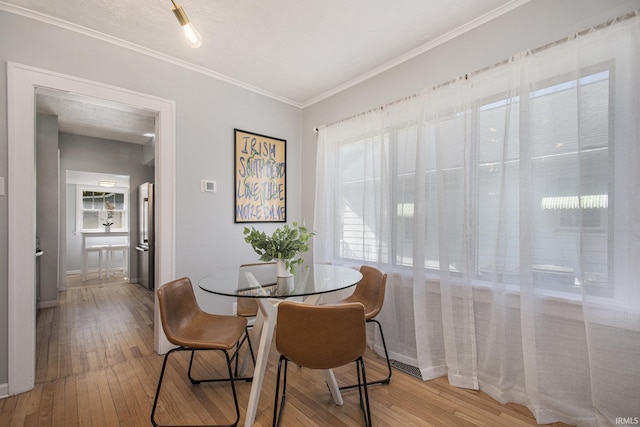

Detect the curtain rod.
xmin=313 ymin=105 xmax=385 ymax=134
xmin=312 ymin=92 xmax=421 ymax=133
xmin=313 ymin=9 xmax=638 ymax=134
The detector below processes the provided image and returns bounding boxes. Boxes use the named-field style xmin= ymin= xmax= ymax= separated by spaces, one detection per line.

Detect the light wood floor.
xmin=0 ymin=273 xmax=574 ymax=426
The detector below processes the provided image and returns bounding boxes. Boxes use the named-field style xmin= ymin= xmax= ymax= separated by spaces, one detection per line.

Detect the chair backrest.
xmin=157 ymin=277 xmax=201 ymax=345
xmin=350 ymin=265 xmax=387 ymax=319
xmin=276 ymin=301 xmax=366 ymax=370
xmin=236 ymin=262 xmax=277 ymax=317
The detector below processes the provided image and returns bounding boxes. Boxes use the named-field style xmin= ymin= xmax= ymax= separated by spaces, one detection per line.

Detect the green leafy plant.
xmin=243 ymin=221 xmax=315 ymax=274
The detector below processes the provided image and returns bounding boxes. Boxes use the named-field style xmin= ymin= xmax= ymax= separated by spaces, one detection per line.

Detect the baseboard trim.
xmin=0 ymin=382 xmax=8 ymax=399
xmin=38 ymin=299 xmax=58 ymax=309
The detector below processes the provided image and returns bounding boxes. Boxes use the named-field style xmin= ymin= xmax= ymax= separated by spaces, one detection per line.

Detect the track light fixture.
xmin=170 ymin=0 xmax=202 ymax=48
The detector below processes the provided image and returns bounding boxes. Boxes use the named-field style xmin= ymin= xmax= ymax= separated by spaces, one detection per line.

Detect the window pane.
xmin=114 ymin=193 xmax=125 ymax=210
xmin=332 ymin=66 xmax=610 ymax=296
xmin=474 ymin=68 xmax=609 ymax=293
xmin=394 ymin=126 xmax=417 ymax=267
xmin=528 ymin=70 xmax=609 ymax=293
xmin=94 ymin=197 xmax=105 ymax=210
xmin=82 ymin=197 xmax=92 ymax=210
xmin=110 ymin=212 xmax=123 ymax=228
xmin=83 ymin=211 xmax=100 ymax=229
xmin=339 ymin=134 xmax=388 ymax=263
xmin=441 ymin=168 xmax=464 ymax=272
xmin=476 ymin=94 xmax=521 ymax=283
xmin=105 ymin=193 xmax=115 ymax=207
xmin=530 ymin=81 xmax=580 ymax=157
xmin=478 ymin=97 xmax=520 ymax=163
xmin=436 ymin=114 xmax=467 ymax=169
xmin=477 ymin=161 xmax=520 ymax=284
xmin=80 ymin=189 xmax=128 ymax=231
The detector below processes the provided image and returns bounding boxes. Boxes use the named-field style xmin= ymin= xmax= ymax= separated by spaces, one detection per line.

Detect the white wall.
xmin=0 ymin=10 xmax=302 ymax=384
xmin=35 ymin=114 xmax=60 ymax=306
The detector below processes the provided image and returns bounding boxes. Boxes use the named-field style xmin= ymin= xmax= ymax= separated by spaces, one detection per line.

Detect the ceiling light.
xmin=143 ymin=132 xmax=155 ymax=138
xmin=170 ymin=0 xmax=203 ymax=48
xmin=98 ymin=180 xmax=117 ymax=187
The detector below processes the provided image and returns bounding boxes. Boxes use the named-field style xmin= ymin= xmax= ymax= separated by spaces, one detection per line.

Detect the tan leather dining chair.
xmin=328 ymin=265 xmax=391 ymax=390
xmin=273 ymin=301 xmax=372 ymax=426
xmin=151 ymin=277 xmax=254 ymax=427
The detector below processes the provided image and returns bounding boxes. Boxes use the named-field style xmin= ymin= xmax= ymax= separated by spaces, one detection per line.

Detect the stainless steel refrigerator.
xmin=136 ymin=182 xmax=154 ymax=290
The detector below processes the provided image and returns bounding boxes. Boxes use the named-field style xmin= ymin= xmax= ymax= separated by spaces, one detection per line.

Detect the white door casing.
xmin=7 ymin=62 xmax=176 ymax=395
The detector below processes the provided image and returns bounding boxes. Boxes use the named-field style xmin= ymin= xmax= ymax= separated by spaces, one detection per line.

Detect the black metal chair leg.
xmin=357 ymin=357 xmax=373 ymax=427
xmin=152 ymin=346 xmax=245 ymax=427
xmin=235 ymin=327 xmax=256 ymax=378
xmin=150 ymin=348 xmax=174 ymax=427
xmin=273 ymin=357 xmax=289 ymax=427
xmin=223 ymin=350 xmax=241 ymax=426
xmin=234 ymin=327 xmax=256 ymax=381
xmin=246 ymin=329 xmax=256 ymax=366
xmin=369 ymin=318 xmax=392 ymax=384
xmin=188 ymin=349 xmax=199 ymax=383
xmin=340 ymin=318 xmax=392 ymax=391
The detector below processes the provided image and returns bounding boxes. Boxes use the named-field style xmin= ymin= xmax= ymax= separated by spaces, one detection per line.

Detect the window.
xmin=339 ymin=132 xmax=389 ymax=263
xmin=77 ymin=187 xmax=129 ymax=232
xmin=332 ymin=65 xmax=612 ymax=295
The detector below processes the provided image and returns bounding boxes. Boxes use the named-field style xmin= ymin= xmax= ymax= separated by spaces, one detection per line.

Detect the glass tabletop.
xmin=198 ymin=262 xmax=362 ymax=298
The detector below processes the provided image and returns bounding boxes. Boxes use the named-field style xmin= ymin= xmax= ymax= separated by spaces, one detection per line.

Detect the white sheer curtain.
xmin=314 ymin=13 xmax=639 ymax=427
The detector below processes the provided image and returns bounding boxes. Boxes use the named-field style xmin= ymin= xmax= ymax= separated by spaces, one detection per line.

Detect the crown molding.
xmin=0 ymin=2 xmax=303 ymax=108
xmin=301 ymin=0 xmax=531 ymax=108
xmin=1 ymin=0 xmax=530 ymax=109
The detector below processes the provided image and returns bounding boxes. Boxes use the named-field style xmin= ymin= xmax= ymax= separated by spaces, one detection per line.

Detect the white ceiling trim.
xmin=0 ymin=1 xmax=302 ymax=107
xmin=1 ymin=0 xmax=530 ymax=109
xmin=301 ymin=0 xmax=531 ymax=108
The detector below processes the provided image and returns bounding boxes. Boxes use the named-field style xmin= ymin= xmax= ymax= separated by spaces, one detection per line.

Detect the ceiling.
xmin=36 ymin=88 xmax=157 ymax=145
xmin=4 ymin=0 xmax=529 ymax=142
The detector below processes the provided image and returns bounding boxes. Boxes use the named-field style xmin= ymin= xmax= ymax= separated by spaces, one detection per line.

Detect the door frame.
xmin=7 ymin=62 xmax=176 ymax=395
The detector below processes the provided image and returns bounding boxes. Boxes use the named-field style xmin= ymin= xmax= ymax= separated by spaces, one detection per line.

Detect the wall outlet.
xmin=232 ymin=302 xmax=237 ymax=315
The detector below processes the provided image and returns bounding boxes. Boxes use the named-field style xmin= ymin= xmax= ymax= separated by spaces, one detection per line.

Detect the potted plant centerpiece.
xmin=243 ymin=221 xmax=315 ymax=277
xmin=103 ymin=201 xmax=115 ymax=232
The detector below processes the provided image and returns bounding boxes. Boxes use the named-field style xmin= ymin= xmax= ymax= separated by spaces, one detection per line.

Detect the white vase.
xmin=104 ymin=225 xmax=111 ymax=233
xmin=276 ymin=259 xmax=292 ymax=277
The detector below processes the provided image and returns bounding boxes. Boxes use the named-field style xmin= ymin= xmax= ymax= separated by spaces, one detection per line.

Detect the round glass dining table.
xmin=198 ymin=262 xmax=362 ymax=427
xmin=198 ymin=262 xmax=362 ymax=299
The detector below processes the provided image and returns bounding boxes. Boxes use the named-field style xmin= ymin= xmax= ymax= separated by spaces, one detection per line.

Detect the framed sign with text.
xmin=234 ymin=129 xmax=287 ymax=223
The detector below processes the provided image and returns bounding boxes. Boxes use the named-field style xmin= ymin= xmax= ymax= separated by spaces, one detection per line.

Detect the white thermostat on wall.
xmin=201 ymin=180 xmax=217 ymax=193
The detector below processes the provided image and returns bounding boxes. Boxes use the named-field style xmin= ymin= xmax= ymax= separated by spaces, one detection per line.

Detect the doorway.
xmin=64 ymin=171 xmax=132 ymax=288
xmin=7 ymin=62 xmax=176 ymax=396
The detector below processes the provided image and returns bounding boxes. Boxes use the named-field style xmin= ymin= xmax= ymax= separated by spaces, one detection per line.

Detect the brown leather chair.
xmin=328 ymin=265 xmax=391 ymax=389
xmin=273 ymin=301 xmax=372 ymax=426
xmin=151 ymin=277 xmax=254 ymax=427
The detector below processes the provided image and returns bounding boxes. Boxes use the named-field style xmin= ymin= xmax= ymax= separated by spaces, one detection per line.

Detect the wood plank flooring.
xmin=0 ymin=274 xmax=574 ymax=426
